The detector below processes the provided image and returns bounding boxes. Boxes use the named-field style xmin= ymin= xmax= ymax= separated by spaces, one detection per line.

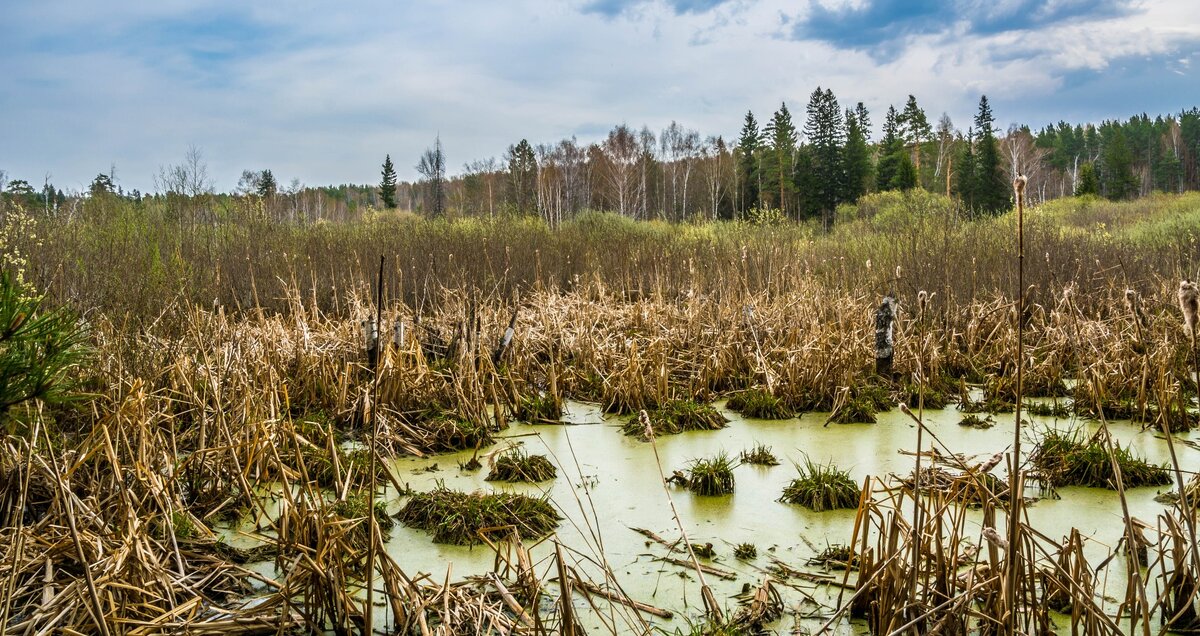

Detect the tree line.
xmin=383 ymin=93 xmax=1200 ymax=226
xmin=5 ymin=95 xmax=1199 ymax=226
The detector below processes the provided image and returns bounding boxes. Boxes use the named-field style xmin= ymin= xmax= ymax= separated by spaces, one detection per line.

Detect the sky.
xmin=2 ymin=0 xmax=1199 ymax=193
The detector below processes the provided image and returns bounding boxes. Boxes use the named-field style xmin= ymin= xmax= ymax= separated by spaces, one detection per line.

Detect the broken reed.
xmin=779 ymin=458 xmax=859 ymax=511
xmin=396 ymin=486 xmax=561 ymax=545
xmin=485 ymin=447 xmax=557 ymax=482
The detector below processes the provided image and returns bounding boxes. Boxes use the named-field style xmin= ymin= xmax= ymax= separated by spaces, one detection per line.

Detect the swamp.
xmin=2 ymin=189 xmax=1200 ymax=634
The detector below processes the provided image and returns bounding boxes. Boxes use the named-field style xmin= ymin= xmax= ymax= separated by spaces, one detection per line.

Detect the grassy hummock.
xmin=739 ymin=443 xmax=780 ymax=466
xmin=1031 ymin=428 xmax=1171 ymax=489
xmin=485 ymin=448 xmax=557 ymax=482
xmin=397 ymin=487 xmax=561 ymax=545
xmin=726 ymin=388 xmax=794 ymax=419
xmin=513 ymin=392 xmax=562 ymax=423
xmin=622 ymin=400 xmax=728 ymax=440
xmin=682 ymin=453 xmax=737 ymax=496
xmin=779 ymin=458 xmax=860 ymax=511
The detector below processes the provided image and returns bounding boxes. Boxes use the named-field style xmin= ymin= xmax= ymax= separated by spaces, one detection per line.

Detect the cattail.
xmin=1124 ymin=288 xmax=1138 ymax=308
xmin=1179 ymin=280 xmax=1199 ymax=337
xmin=917 ymin=290 xmax=929 ymax=319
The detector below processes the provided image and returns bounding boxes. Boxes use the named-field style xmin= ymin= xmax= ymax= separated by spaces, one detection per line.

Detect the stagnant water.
xmin=361 ymin=400 xmax=1197 ymax=634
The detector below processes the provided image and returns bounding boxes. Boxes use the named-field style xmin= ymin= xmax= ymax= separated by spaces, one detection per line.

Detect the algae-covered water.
xmin=375 ymin=400 xmax=1197 ymax=633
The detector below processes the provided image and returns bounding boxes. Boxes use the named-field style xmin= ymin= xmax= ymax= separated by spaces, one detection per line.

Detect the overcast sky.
xmin=2 ymin=0 xmax=1198 ymax=193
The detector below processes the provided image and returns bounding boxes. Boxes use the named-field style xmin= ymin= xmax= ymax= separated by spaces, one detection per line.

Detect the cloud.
xmin=0 ymin=0 xmax=1198 ymax=193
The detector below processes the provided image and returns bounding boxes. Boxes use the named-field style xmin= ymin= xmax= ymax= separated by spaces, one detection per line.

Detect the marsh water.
xmin=361 ymin=400 xmax=1197 ymax=634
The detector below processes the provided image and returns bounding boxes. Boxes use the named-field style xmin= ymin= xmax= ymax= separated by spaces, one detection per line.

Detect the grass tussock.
xmin=622 ymin=400 xmax=728 ymax=440
xmin=513 ymin=392 xmax=562 ymax=423
xmin=397 ymin=486 xmax=561 ymax=545
xmin=739 ymin=443 xmax=780 ymax=466
xmin=829 ymin=385 xmax=892 ymax=424
xmin=958 ymin=414 xmax=996 ymax=429
xmin=684 ymin=453 xmax=737 ymax=496
xmin=1025 ymin=400 xmax=1072 ymax=418
xmin=726 ymin=388 xmax=794 ymax=419
xmin=734 ymin=543 xmax=757 ymax=560
xmin=484 ymin=448 xmax=557 ymax=482
xmin=779 ymin=458 xmax=860 ymax=511
xmin=1032 ymin=428 xmax=1171 ymax=489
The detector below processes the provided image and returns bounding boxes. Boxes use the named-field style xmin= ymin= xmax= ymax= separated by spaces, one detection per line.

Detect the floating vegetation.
xmin=726 ymin=388 xmax=794 ymax=419
xmin=513 ymin=392 xmax=562 ymax=423
xmin=739 ymin=443 xmax=780 ymax=466
xmin=485 ymin=448 xmax=557 ymax=482
xmin=418 ymin=411 xmax=495 ymax=453
xmin=959 ymin=413 xmax=996 ymax=429
xmin=734 ymin=543 xmax=757 ymax=560
xmin=691 ymin=542 xmax=716 ymax=558
xmin=1026 ymin=400 xmax=1072 ymax=418
xmin=904 ymin=465 xmax=1009 ymax=506
xmin=1032 ymin=429 xmax=1171 ymax=489
xmin=397 ymin=486 xmax=561 ymax=545
xmin=807 ymin=544 xmax=858 ymax=570
xmin=622 ymin=400 xmax=728 ymax=440
xmin=779 ymin=458 xmax=860 ymax=511
xmin=684 ymin=453 xmax=736 ymax=496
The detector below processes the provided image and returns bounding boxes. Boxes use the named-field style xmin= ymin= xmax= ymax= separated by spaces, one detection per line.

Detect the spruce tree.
xmin=842 ymin=108 xmax=872 ymax=203
xmin=803 ymin=87 xmax=845 ymax=223
xmin=876 ymin=105 xmax=905 ymax=191
xmin=505 ymin=139 xmax=538 ymax=213
xmin=257 ymin=169 xmax=277 ymax=198
xmin=380 ymin=155 xmax=398 ymax=209
xmin=736 ymin=111 xmax=761 ymax=215
xmin=763 ymin=103 xmax=798 ymax=216
xmin=955 ymin=127 xmax=978 ymax=208
xmin=973 ymin=96 xmax=1008 ymax=214
xmin=897 ymin=95 xmax=931 ymax=187
xmin=1099 ymin=123 xmax=1137 ymax=200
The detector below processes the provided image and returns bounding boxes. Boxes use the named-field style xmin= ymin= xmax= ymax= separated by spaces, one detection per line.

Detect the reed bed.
xmin=725 ymin=388 xmax=794 ymax=419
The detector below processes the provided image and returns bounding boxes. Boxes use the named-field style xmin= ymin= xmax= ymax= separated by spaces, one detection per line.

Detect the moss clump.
xmin=726 ymin=388 xmax=794 ymax=419
xmin=622 ymin=400 xmax=728 ymax=440
xmin=1032 ymin=428 xmax=1171 ymax=489
xmin=684 ymin=453 xmax=737 ymax=496
xmin=739 ymin=443 xmax=780 ymax=466
xmin=513 ymin=393 xmax=562 ymax=423
xmin=485 ymin=448 xmax=557 ymax=482
xmin=780 ymin=458 xmax=860 ymax=511
xmin=397 ymin=487 xmax=561 ymax=545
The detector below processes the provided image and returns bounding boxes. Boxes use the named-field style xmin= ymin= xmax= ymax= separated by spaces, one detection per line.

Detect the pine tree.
xmin=1099 ymin=123 xmax=1137 ymax=200
xmin=1075 ymin=162 xmax=1099 ymax=196
xmin=380 ymin=155 xmax=398 ymax=209
xmin=763 ymin=103 xmax=798 ymax=216
xmin=736 ymin=111 xmax=761 ymax=215
xmin=803 ymin=88 xmax=845 ymax=223
xmin=842 ymin=108 xmax=872 ymax=203
xmin=973 ymin=96 xmax=1009 ymax=214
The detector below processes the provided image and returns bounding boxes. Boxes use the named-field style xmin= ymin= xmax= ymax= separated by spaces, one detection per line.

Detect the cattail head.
xmin=917 ymin=290 xmax=930 ymax=320
xmin=1179 ymin=280 xmax=1199 ymax=336
xmin=1124 ymin=288 xmax=1138 ymax=310
xmin=1013 ymin=174 xmax=1028 ymax=195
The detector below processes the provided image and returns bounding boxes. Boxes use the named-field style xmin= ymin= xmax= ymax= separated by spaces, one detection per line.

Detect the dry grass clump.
xmin=726 ymin=388 xmax=794 ymax=419
xmin=683 ymin=453 xmax=737 ymax=496
xmin=807 ymin=544 xmax=858 ymax=570
xmin=734 ymin=542 xmax=757 ymax=560
xmin=414 ymin=410 xmax=496 ymax=453
xmin=739 ymin=443 xmax=780 ymax=466
xmin=779 ymin=458 xmax=860 ymax=511
xmin=397 ymin=486 xmax=561 ymax=545
xmin=485 ymin=448 xmax=557 ymax=482
xmin=622 ymin=400 xmax=728 ymax=440
xmin=1032 ymin=428 xmax=1171 ymax=489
